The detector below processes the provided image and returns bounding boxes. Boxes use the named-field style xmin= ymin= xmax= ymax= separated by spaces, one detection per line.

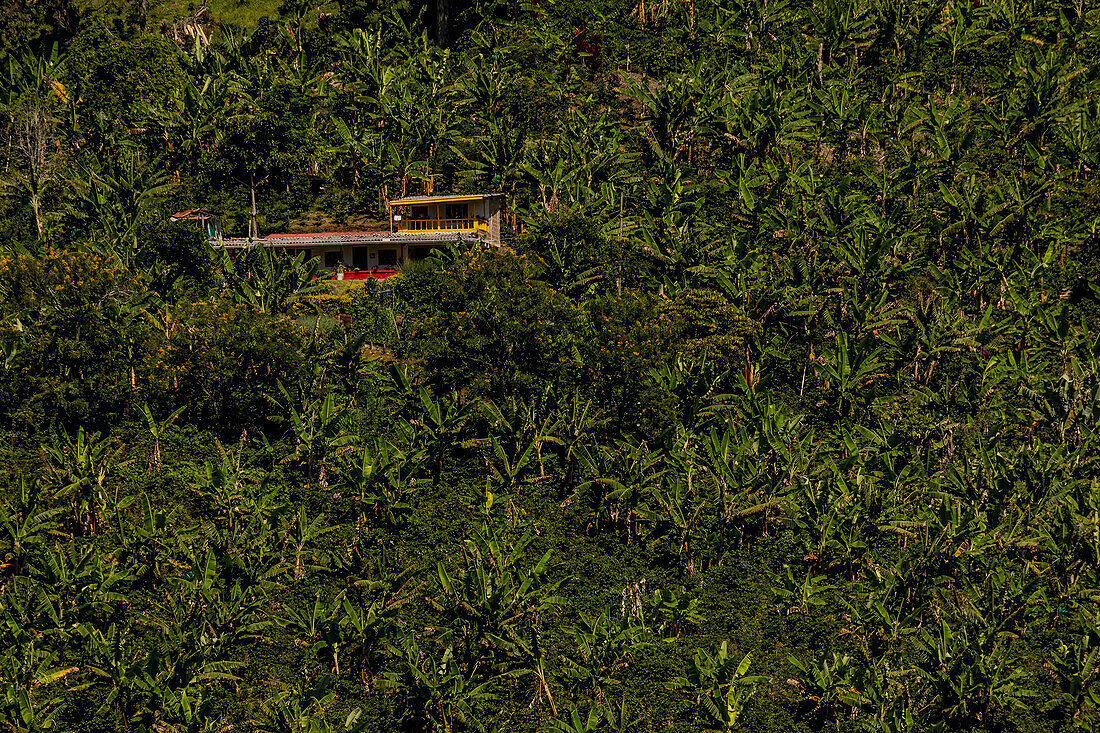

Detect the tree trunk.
xmin=32 ymin=197 xmax=42 ymax=240
xmin=436 ymin=0 xmax=450 ymax=46
xmin=250 ymin=175 xmax=259 ymax=239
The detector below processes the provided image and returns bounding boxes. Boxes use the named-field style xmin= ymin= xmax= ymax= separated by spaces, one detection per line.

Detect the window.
xmin=378 ymin=249 xmax=398 ymax=267
xmin=411 ymin=206 xmax=429 ymax=219
xmin=324 ymin=251 xmax=342 ymax=269
xmin=445 ymin=203 xmax=468 ymax=220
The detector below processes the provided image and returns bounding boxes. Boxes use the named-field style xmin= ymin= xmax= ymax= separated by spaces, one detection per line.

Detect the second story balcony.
xmin=400 ymin=217 xmax=476 ymax=231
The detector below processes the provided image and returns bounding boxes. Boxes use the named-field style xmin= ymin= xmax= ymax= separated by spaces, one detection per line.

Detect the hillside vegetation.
xmin=3 ymin=1 xmax=1100 ymax=731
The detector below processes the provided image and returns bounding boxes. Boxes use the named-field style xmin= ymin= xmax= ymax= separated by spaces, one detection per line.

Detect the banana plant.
xmin=553 ymin=107 xmax=637 ymax=203
xmin=636 ymin=174 xmax=720 ymax=289
xmin=715 ymin=0 xmax=792 ymax=55
xmin=41 ymin=427 xmax=121 ymax=536
xmin=573 ymin=438 xmax=666 ymax=541
xmin=136 ymin=402 xmax=185 ymax=472
xmin=332 ymin=115 xmax=385 ymax=194
xmin=807 ymin=0 xmax=875 ymax=72
xmin=145 ymin=547 xmax=267 ymax=698
xmin=143 ymin=72 xmax=233 ymax=176
xmin=480 ymin=395 xmax=561 ymax=486
xmin=192 ymin=438 xmax=279 ymax=536
xmin=812 ymin=330 xmax=886 ymax=417
xmin=718 ymin=72 xmax=814 ymax=164
xmin=342 ymin=437 xmax=426 ymax=528
xmin=1046 ymin=613 xmax=1100 ymax=729
xmin=810 ymin=81 xmax=871 ymax=160
xmin=829 ymin=218 xmax=916 ymax=304
xmin=267 ymin=383 xmax=356 ymax=484
xmin=547 ymin=707 xmax=602 ymax=733
xmin=560 ymin=609 xmax=651 ymax=701
xmin=842 ymin=590 xmax=922 ymax=660
xmin=400 ymin=388 xmax=474 ymax=483
xmin=338 ymin=591 xmax=405 ymax=688
xmin=25 ymin=543 xmax=131 ymax=631
xmin=436 ymin=523 xmax=566 ymax=673
xmin=672 ymin=641 xmax=765 ymax=730
xmin=382 ymin=637 xmax=498 ymax=733
xmin=70 ymin=151 xmax=173 ymax=268
xmin=0 ymin=316 xmax=22 ymax=371
xmin=531 ymin=222 xmax=605 ymax=295
xmin=787 ymin=473 xmax=870 ymax=574
xmin=648 ymin=585 xmax=704 ymax=639
xmin=114 ymin=493 xmax=194 ymax=589
xmin=646 ymin=354 xmax=732 ymax=433
xmin=218 ymin=245 xmax=326 ymax=315
xmin=898 ymin=292 xmax=982 ymax=388
xmin=547 ymin=391 xmax=606 ymax=493
xmin=625 ymin=61 xmax=722 ymax=172
xmin=279 ymin=592 xmax=347 ymax=674
xmin=914 ymin=618 xmax=1035 ymax=730
xmin=261 ymin=683 xmax=368 ymax=733
xmin=0 ymin=479 xmax=64 ymax=578
xmin=1 ymin=43 xmax=67 ymax=112
xmin=995 ymin=47 xmax=1079 ymax=151
xmin=702 ymin=422 xmax=785 ymax=528
xmin=161 ymin=686 xmax=232 ymax=733
xmin=80 ymin=617 xmax=235 ymax=733
xmin=523 ymin=140 xmax=577 ymax=213
xmin=770 ymin=565 xmax=831 ymax=615
xmin=80 ymin=622 xmax=162 ymax=729
xmin=787 ymin=652 xmax=864 ymax=725
xmin=455 ymin=53 xmax=517 ymax=125
xmin=938 ymin=0 xmax=990 ymax=65
xmin=546 ymin=701 xmax=638 ymax=733
xmin=0 ymin=642 xmax=75 ymax=733
xmin=275 ymin=505 xmax=327 ymax=581
xmin=1060 ymin=99 xmax=1100 ymax=177
xmin=452 ymin=116 xmax=527 ymax=192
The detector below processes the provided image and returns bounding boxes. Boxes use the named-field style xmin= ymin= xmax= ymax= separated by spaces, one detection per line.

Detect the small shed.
xmin=170 ymin=209 xmax=222 ymax=241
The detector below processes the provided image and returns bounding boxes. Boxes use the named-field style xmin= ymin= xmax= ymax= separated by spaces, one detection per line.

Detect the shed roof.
xmin=170 ymin=208 xmax=215 ymax=220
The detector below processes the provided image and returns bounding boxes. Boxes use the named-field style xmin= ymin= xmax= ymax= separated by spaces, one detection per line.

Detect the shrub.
xmin=142 ymin=299 xmax=308 ymax=433
xmin=0 ymin=249 xmax=147 ymax=433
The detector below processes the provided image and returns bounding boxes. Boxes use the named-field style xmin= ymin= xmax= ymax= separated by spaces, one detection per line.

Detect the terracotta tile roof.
xmin=263 ymin=231 xmax=390 ymax=239
xmin=219 ymin=230 xmax=483 ymax=248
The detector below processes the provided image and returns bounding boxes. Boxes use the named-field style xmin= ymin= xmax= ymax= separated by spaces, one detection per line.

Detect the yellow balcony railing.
xmin=399 ymin=218 xmax=475 ymax=231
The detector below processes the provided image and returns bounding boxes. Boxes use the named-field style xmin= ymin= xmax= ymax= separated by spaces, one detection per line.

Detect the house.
xmin=212 ymin=192 xmax=505 ymax=279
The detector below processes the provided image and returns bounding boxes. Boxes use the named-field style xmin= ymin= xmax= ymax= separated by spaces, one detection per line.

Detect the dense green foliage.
xmin=4 ymin=0 xmax=1100 ymax=731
